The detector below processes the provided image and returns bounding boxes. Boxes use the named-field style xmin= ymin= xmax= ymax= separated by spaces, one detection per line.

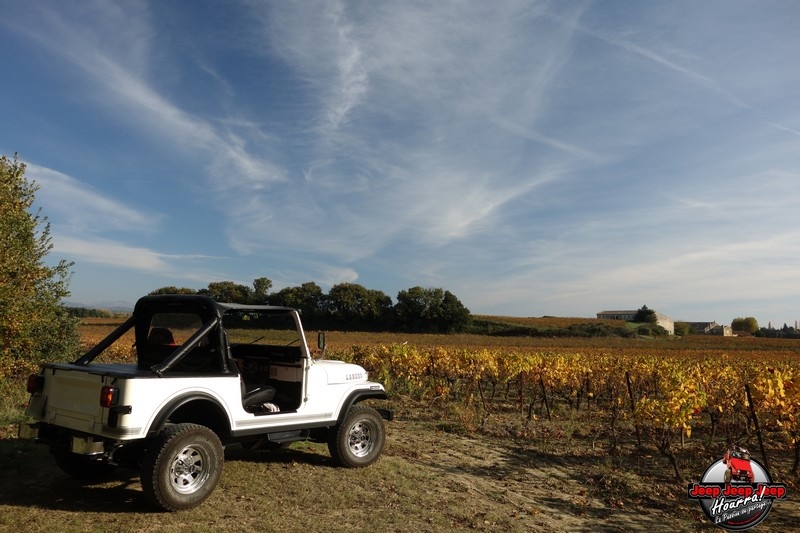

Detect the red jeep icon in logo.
xmin=723 ymin=445 xmax=755 ymax=484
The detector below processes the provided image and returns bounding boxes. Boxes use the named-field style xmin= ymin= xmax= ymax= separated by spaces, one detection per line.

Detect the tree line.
xmin=64 ymin=307 xmax=117 ymax=318
xmin=149 ymin=279 xmax=472 ymax=333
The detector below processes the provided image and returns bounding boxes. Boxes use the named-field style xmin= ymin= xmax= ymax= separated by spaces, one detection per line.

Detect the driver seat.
xmin=242 ymin=385 xmax=277 ymax=412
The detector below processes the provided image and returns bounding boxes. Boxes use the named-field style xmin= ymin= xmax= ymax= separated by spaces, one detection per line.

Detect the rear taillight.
xmin=26 ymin=374 xmax=44 ymax=394
xmin=100 ymin=386 xmax=119 ymax=408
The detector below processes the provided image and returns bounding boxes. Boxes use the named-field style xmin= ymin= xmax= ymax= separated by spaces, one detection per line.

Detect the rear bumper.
xmin=376 ymin=408 xmax=394 ymax=422
xmin=17 ymin=422 xmax=106 ymax=455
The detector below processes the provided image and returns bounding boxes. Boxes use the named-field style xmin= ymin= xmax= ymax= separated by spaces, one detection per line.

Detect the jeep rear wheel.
xmin=328 ymin=405 xmax=385 ymax=468
xmin=141 ymin=423 xmax=223 ymax=511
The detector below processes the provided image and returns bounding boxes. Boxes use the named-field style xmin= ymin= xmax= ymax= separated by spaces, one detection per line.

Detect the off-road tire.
xmin=141 ymin=423 xmax=223 ymax=511
xmin=328 ymin=404 xmax=385 ymax=468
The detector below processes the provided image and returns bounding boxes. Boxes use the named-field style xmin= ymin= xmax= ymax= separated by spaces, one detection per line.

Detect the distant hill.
xmin=63 ymin=300 xmax=134 ymax=314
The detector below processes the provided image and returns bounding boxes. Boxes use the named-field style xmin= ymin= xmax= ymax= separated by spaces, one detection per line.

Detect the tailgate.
xmin=27 ymin=366 xmax=108 ymax=434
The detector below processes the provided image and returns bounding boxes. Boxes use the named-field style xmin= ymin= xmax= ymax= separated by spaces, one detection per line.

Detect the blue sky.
xmin=2 ymin=1 xmax=799 ymax=327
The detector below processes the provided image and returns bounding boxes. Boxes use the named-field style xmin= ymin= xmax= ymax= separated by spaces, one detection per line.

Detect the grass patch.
xmin=0 ymin=378 xmax=29 ymax=438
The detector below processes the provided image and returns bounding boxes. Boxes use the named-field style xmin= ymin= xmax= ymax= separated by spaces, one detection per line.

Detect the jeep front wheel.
xmin=141 ymin=423 xmax=223 ymax=511
xmin=328 ymin=405 xmax=385 ymax=468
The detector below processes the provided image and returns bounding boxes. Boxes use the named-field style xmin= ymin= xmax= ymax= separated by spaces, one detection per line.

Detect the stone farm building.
xmin=596 ymin=309 xmax=675 ymax=335
xmin=687 ymin=322 xmax=733 ymax=336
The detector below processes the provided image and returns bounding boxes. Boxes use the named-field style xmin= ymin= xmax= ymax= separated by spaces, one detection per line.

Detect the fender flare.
xmin=335 ymin=389 xmax=390 ymax=424
xmin=146 ymin=392 xmax=231 ymax=439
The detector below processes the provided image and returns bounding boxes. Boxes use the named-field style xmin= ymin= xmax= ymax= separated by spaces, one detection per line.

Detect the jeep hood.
xmin=728 ymin=457 xmax=752 ymax=473
xmin=314 ymin=360 xmax=369 ymax=384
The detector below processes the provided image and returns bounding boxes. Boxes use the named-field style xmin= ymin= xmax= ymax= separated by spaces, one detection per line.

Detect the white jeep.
xmin=19 ymin=294 xmax=392 ymax=511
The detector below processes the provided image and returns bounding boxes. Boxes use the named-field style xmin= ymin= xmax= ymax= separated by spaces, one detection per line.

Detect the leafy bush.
xmin=0 ymin=154 xmax=79 ymax=370
xmin=635 ymin=323 xmax=669 ymax=337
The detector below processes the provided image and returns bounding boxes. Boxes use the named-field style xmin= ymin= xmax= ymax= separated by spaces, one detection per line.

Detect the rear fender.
xmin=147 ymin=393 xmax=231 ymax=439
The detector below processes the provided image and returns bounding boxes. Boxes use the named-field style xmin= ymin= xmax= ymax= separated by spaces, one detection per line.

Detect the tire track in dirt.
xmin=388 ymin=420 xmax=703 ymax=531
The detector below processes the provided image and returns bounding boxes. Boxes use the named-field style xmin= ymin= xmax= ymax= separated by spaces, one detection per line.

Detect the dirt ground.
xmin=386 ymin=415 xmax=800 ymax=532
xmin=2 ymin=416 xmax=800 ymax=532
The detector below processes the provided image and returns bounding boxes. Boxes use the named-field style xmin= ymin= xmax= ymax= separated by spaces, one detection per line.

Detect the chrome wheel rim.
xmin=169 ymin=444 xmax=211 ymax=494
xmin=347 ymin=418 xmax=378 ymax=458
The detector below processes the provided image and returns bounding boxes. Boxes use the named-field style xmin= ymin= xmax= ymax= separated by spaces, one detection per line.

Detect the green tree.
xmin=731 ymin=317 xmax=759 ymax=334
xmin=635 ymin=323 xmax=668 ymax=337
xmin=324 ymin=283 xmax=393 ymax=330
xmin=673 ymin=321 xmax=692 ymax=336
xmin=149 ymin=286 xmax=197 ymax=295
xmin=198 ymin=281 xmax=252 ymax=303
xmin=439 ymin=290 xmax=471 ymax=332
xmin=633 ymin=305 xmax=657 ymax=324
xmin=0 ymin=154 xmax=79 ymax=369
xmin=394 ymin=286 xmax=471 ymax=332
xmin=270 ymin=282 xmax=323 ymax=317
xmin=251 ymin=277 xmax=272 ymax=304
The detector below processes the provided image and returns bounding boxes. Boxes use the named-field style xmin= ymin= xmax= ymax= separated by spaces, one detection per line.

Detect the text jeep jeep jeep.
xmin=19 ymin=294 xmax=392 ymax=511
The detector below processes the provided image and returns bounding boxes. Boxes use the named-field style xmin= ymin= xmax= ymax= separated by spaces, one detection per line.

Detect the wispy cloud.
xmin=317 ymin=3 xmax=369 ymax=137
xmin=767 ymin=123 xmax=800 ymax=137
xmin=574 ymin=23 xmax=748 ymax=109
xmin=53 ymin=234 xmax=224 ymax=282
xmin=236 ymin=0 xmax=583 ymax=264
xmin=53 ymin=235 xmax=173 ymax=272
xmin=558 ymin=8 xmax=800 ymax=141
xmin=9 ymin=2 xmax=284 ymax=190
xmin=26 ymin=163 xmax=159 ymax=232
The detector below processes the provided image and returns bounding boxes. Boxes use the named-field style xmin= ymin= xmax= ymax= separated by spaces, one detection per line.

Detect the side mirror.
xmin=317 ymin=331 xmax=326 ymax=351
